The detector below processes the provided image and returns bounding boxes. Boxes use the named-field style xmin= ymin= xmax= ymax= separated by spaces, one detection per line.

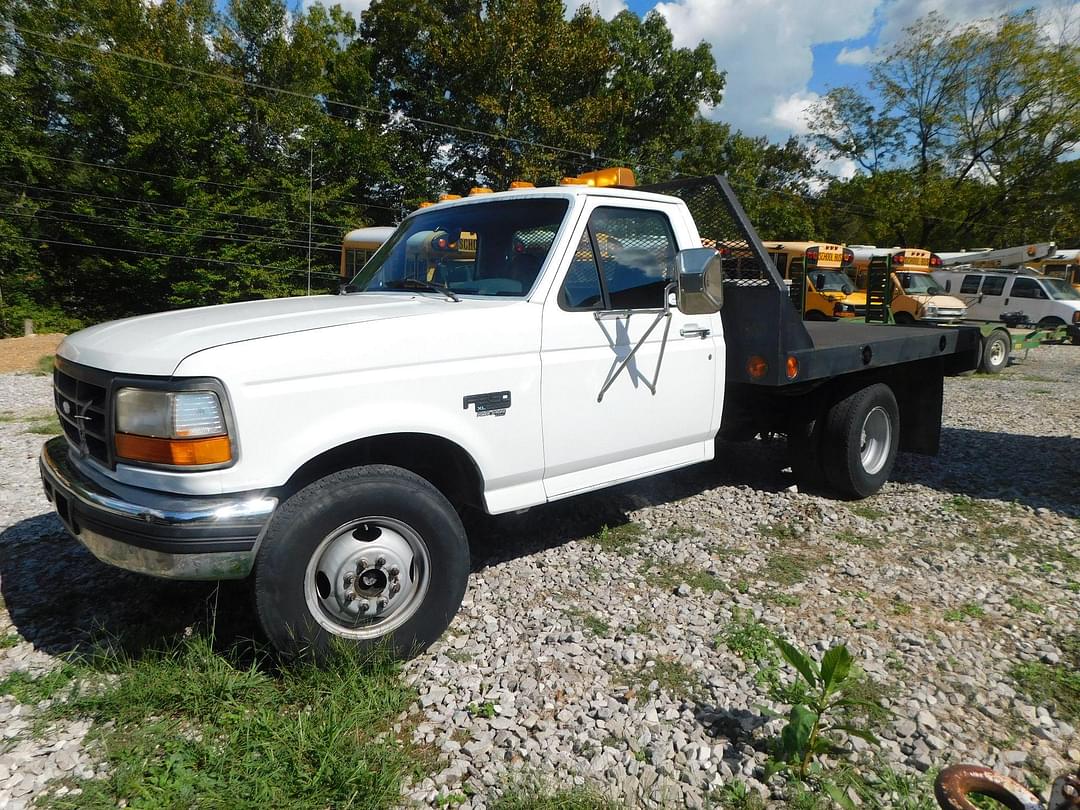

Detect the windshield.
xmin=349 ymin=198 xmax=568 ymax=297
xmin=1043 ymin=277 xmax=1080 ymax=300
xmin=809 ymin=270 xmax=853 ymax=294
xmin=897 ymin=272 xmax=944 ymax=295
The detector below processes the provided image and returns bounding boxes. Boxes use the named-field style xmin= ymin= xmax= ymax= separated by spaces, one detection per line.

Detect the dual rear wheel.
xmin=788 ymin=383 xmax=900 ymax=499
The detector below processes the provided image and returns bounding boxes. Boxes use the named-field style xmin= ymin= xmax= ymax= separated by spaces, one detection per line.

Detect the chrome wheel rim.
xmin=304 ymin=516 xmax=430 ymax=640
xmin=859 ymin=406 xmax=891 ymax=475
xmin=988 ymin=339 xmax=1007 ymax=366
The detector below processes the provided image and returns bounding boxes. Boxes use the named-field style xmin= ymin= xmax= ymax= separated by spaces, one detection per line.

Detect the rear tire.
xmin=979 ymin=330 xmax=1010 ymax=374
xmin=822 ymin=384 xmax=899 ymax=499
xmin=254 ymin=465 xmax=469 ymax=660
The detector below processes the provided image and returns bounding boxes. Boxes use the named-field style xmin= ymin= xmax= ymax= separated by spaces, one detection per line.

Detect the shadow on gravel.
xmin=0 ymin=513 xmax=260 ymax=658
xmin=894 ymin=427 xmax=1080 ymax=518
xmin=464 ymin=437 xmax=792 ymax=570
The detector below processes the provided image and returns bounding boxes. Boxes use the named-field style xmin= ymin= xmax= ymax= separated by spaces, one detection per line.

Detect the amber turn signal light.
xmin=747 ymin=356 xmax=768 ymax=379
xmin=115 ymin=433 xmax=232 ymax=466
xmin=786 ymin=356 xmax=799 ymax=379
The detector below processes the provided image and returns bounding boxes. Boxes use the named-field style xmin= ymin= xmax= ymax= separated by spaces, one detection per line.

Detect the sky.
xmin=316 ymin=0 xmax=1076 ymax=166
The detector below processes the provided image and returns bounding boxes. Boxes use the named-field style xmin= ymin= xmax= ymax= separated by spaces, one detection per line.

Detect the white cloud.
xmin=836 ymin=44 xmax=875 ymax=65
xmin=653 ymin=0 xmax=878 ymax=141
xmin=875 ymin=0 xmax=1075 ymax=45
xmin=305 ymin=0 xmax=371 ymax=20
xmin=768 ymin=91 xmax=821 ymax=137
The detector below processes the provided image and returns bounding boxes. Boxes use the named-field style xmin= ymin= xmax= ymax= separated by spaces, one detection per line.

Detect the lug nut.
xmin=390 ymin=582 xmax=401 ymax=596
xmin=358 ymin=558 xmax=370 ymax=571
xmin=388 ymin=566 xmax=400 ymax=577
xmin=376 ymin=556 xmax=386 ymax=568
xmin=343 ymin=573 xmax=354 ymax=587
xmin=358 ymin=601 xmax=370 ymax=613
xmin=377 ymin=598 xmax=387 ymax=610
xmin=343 ymin=591 xmax=354 ymax=604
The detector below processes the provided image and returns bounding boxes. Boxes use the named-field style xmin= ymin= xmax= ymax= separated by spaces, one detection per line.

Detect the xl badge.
xmin=463 ymin=391 xmax=511 ymax=418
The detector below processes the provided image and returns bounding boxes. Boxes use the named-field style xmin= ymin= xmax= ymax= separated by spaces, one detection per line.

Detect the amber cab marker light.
xmin=115 ymin=433 xmax=232 ymax=466
xmin=747 ymin=356 xmax=768 ymax=379
xmin=786 ymin=356 xmax=799 ymax=380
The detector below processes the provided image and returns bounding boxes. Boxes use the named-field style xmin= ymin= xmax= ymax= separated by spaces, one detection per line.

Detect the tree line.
xmin=0 ymin=0 xmax=1076 ymax=335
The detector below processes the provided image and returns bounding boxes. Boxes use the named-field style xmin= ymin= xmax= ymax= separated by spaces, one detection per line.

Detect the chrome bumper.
xmin=39 ymin=437 xmax=276 ymax=580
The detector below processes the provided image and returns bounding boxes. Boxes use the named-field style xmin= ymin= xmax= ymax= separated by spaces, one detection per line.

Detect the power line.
xmin=8 ymin=24 xmax=621 ymax=168
xmin=0 ymin=205 xmax=342 ymax=254
xmin=4 ymin=233 xmax=341 ymax=280
xmin=0 ymin=180 xmax=351 ymax=234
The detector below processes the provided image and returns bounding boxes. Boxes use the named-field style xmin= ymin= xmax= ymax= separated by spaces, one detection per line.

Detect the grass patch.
xmin=943 ymin=496 xmax=994 ymax=521
xmin=892 ymin=601 xmax=913 ymax=616
xmin=659 ymin=524 xmax=701 ymax=542
xmin=35 ymin=354 xmax=55 ymax=376
xmin=1010 ymin=635 xmax=1080 ymax=724
xmin=26 ymin=414 xmax=62 ymax=435
xmin=836 ymin=529 xmax=883 ymax=549
xmin=629 ymin=658 xmax=698 ymax=698
xmin=761 ymin=550 xmax=827 ymax=587
xmin=1011 ymin=537 xmax=1079 ymax=575
xmin=0 ymin=633 xmax=21 ymax=649
xmin=33 ymin=633 xmax=422 ymax=809
xmin=849 ymin=504 xmax=887 ymax=521
xmin=590 ymin=522 xmax=643 ymax=554
xmin=764 ymin=592 xmax=802 ymax=608
xmin=944 ymin=602 xmax=985 ymax=622
xmin=645 ymin=561 xmax=725 ymax=595
xmin=0 ymin=665 xmax=77 ymax=704
xmin=759 ymin=523 xmax=798 ymax=542
xmin=493 ymin=781 xmax=619 ymax=810
xmin=564 ymin=608 xmax=610 ymax=637
xmin=1006 ymin=595 xmax=1045 ymax=614
xmin=721 ymin=609 xmax=773 ymax=662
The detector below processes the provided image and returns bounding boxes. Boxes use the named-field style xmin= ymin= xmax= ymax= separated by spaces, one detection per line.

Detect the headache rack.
xmin=638 ymin=175 xmax=979 ymax=385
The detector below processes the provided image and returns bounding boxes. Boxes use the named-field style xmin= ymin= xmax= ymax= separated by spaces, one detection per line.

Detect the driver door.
xmin=539 ymin=202 xmax=722 ymax=499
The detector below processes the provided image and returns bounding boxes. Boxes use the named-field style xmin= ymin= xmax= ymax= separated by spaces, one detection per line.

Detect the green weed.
xmin=1006 ymin=595 xmax=1044 ymax=614
xmin=944 ymin=602 xmax=985 ymax=622
xmin=591 ymin=523 xmax=643 ymax=553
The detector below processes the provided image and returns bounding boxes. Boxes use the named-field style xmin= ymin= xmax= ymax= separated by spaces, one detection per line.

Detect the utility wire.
xmin=0 ymin=206 xmax=342 ymax=254
xmin=0 ymin=180 xmax=351 ymax=234
xmin=4 ymin=234 xmax=341 ymax=280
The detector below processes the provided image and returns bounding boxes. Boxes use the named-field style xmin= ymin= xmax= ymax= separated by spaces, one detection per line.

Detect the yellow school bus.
xmin=340 ymin=226 xmax=397 ymax=279
xmin=761 ymin=241 xmax=855 ymax=320
xmin=842 ymin=247 xmax=966 ymax=324
xmin=1027 ymin=250 xmax=1080 ymax=292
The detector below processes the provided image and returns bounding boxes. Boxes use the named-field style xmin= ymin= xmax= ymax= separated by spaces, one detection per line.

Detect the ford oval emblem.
xmin=62 ymin=401 xmax=71 ymax=415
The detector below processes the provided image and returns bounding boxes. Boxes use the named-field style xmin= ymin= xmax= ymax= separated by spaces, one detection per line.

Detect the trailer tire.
xmin=254 ymin=464 xmax=469 ymax=660
xmin=822 ymin=384 xmax=899 ymax=499
xmin=979 ymin=330 xmax=1010 ymax=374
xmin=894 ymin=312 xmax=915 ymax=325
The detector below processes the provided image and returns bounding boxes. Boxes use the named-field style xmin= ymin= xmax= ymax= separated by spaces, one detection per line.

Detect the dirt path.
xmin=0 ymin=334 xmax=64 ymax=374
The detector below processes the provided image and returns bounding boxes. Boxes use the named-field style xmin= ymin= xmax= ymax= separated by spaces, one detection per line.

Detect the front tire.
xmin=254 ymin=465 xmax=469 ymax=659
xmin=822 ymin=384 xmax=900 ymax=499
xmin=980 ymin=330 xmax=1010 ymax=374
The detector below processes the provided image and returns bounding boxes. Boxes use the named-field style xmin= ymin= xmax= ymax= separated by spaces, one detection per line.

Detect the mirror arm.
xmin=596 ymin=282 xmax=675 ymax=403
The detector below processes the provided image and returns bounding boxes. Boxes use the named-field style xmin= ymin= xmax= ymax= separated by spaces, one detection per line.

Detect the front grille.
xmin=54 ymin=365 xmax=110 ymax=465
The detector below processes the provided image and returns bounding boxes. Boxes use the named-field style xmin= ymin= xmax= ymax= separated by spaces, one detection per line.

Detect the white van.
xmin=932 ymin=268 xmax=1080 ymax=341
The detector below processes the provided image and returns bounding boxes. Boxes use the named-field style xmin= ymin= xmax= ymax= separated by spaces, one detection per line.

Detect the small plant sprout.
xmin=765 ymin=638 xmax=883 ymax=793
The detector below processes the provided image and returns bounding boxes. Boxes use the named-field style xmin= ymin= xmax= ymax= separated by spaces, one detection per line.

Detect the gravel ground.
xmin=0 ymin=346 xmax=1078 ymax=808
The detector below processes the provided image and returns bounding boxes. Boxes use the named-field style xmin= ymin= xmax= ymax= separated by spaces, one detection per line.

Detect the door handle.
xmin=680 ymin=325 xmax=710 ymax=339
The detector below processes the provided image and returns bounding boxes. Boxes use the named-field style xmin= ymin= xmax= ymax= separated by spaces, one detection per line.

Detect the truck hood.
xmin=57 ymin=293 xmax=489 ymax=376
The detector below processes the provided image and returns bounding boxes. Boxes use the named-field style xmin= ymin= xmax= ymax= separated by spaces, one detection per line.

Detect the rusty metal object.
xmin=935 ymin=764 xmax=1043 ymax=810
xmin=1049 ymin=770 xmax=1080 ymax=810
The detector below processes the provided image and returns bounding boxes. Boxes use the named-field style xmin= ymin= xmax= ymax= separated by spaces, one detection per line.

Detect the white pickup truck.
xmin=40 ymin=174 xmax=979 ymax=657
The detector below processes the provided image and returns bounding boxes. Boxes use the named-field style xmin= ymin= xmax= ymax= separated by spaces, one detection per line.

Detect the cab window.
xmin=559 ymin=231 xmax=604 ymax=310
xmin=1009 ymin=277 xmax=1043 ymax=299
xmin=589 ymin=207 xmax=677 ymax=309
xmin=959 ymin=275 xmax=982 ymax=294
xmin=981 ymin=276 xmax=1006 ymax=296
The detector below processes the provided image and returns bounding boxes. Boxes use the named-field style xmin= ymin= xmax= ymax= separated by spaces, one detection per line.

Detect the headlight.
xmin=114 ymin=388 xmax=232 ymax=466
xmin=925 ymin=304 xmax=938 ymax=317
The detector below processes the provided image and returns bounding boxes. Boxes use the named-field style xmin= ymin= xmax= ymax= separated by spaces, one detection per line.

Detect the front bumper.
xmin=39 ymin=437 xmax=276 ymax=580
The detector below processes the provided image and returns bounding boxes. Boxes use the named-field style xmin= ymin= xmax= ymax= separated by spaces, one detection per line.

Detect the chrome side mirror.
xmin=675 ymin=248 xmax=724 ymax=315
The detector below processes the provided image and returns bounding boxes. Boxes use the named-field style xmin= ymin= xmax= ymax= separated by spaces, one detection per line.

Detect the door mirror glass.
xmin=675 ymin=248 xmax=724 ymax=314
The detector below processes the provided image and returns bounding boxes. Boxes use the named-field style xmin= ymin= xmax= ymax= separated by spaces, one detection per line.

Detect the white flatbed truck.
xmin=40 ymin=173 xmax=979 ymax=657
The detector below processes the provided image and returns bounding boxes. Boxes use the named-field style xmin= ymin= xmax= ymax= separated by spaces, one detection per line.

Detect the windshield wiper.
xmin=384 ymin=278 xmax=460 ymax=302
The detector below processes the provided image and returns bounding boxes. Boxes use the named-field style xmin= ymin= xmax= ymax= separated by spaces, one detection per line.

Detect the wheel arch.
xmin=281 ymin=432 xmax=487 ymax=511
